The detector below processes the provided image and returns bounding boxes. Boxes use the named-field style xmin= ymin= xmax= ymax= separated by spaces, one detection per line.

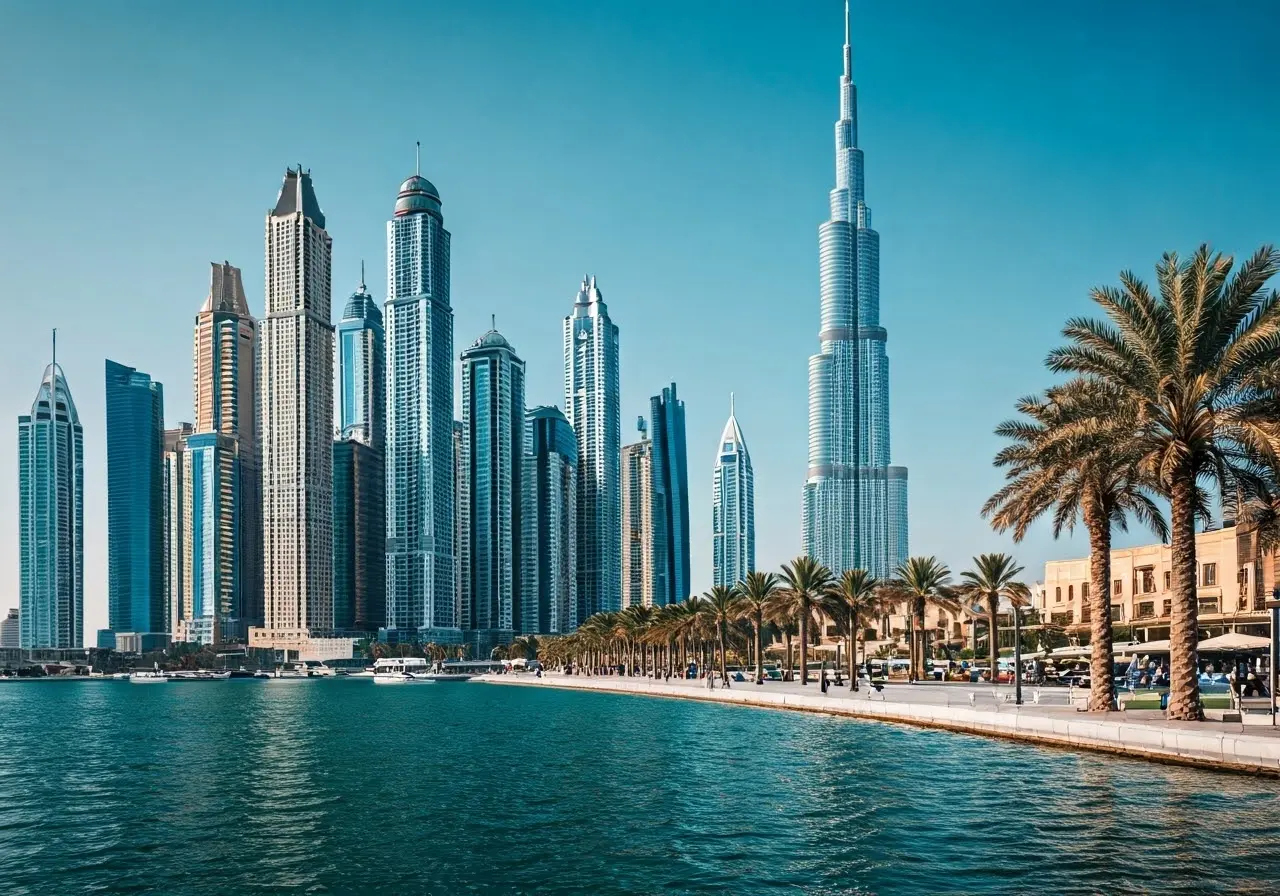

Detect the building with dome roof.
xmin=385 ymin=159 xmax=458 ymax=643
xmin=713 ymin=394 xmax=754 ymax=588
xmin=18 ymin=336 xmax=84 ymax=648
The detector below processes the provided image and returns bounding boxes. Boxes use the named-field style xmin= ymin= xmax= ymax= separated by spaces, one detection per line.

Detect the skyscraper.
xmin=257 ymin=167 xmax=335 ymax=646
xmin=460 ymin=327 xmax=524 ymax=648
xmin=521 ymin=406 xmax=577 ymax=635
xmin=105 ymin=360 xmax=165 ymax=646
xmin=563 ymin=275 xmax=620 ymax=623
xmin=802 ymin=4 xmax=908 ymax=579
xmin=162 ymin=422 xmax=193 ymax=639
xmin=649 ymin=383 xmax=689 ymax=605
xmin=713 ymin=395 xmax=754 ymax=588
xmin=18 ymin=337 xmax=83 ymax=649
xmin=182 ymin=431 xmax=238 ymax=644
xmin=334 ymin=271 xmax=386 ymax=631
xmin=620 ymin=420 xmax=654 ymax=609
xmin=385 ymin=159 xmax=457 ymax=643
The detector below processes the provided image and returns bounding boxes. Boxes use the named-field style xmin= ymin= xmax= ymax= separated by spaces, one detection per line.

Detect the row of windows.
xmin=1055 ymin=562 xmax=1223 ymax=602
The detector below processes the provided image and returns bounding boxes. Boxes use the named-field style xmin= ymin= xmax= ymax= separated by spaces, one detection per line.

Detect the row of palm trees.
xmin=538 ymin=552 xmax=1034 ymax=691
xmin=985 ymin=244 xmax=1280 ymax=720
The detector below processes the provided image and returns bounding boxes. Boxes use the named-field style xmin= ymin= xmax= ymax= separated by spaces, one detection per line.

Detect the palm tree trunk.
xmin=1167 ymin=474 xmax=1203 ymax=721
xmin=987 ymin=597 xmax=1000 ymax=684
xmin=1085 ymin=497 xmax=1117 ymax=712
xmin=754 ymin=615 xmax=763 ymax=684
xmin=799 ymin=607 xmax=809 ymax=685
xmin=847 ymin=622 xmax=856 ymax=691
xmin=912 ymin=600 xmax=926 ymax=681
xmin=718 ymin=623 xmax=728 ymax=684
xmin=784 ymin=631 xmax=793 ymax=681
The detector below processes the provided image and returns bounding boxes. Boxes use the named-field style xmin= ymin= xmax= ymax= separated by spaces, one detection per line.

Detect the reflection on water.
xmin=1 ymin=681 xmax=1278 ymax=895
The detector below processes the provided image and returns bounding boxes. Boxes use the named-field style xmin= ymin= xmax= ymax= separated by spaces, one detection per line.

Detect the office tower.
xmin=649 ymin=383 xmax=689 ymax=605
xmin=802 ymin=4 xmax=908 ymax=578
xmin=385 ymin=159 xmax=457 ymax=642
xmin=194 ymin=261 xmax=260 ymax=632
xmin=0 ymin=609 xmax=18 ymax=648
xmin=563 ymin=275 xmax=620 ymax=624
xmin=713 ymin=394 xmax=754 ymax=587
xmin=18 ymin=337 xmax=83 ymax=649
xmin=181 ymin=431 xmax=239 ymax=644
xmin=104 ymin=360 xmax=165 ymax=647
xmin=452 ymin=420 xmax=463 ymax=630
xmin=333 ymin=271 xmax=386 ymax=631
xmin=620 ymin=420 xmax=654 ymax=609
xmin=258 ymin=166 xmax=335 ymax=642
xmin=521 ymin=407 xmax=577 ymax=635
xmin=162 ymin=422 xmax=194 ymax=638
xmin=459 ymin=327 xmax=525 ymax=649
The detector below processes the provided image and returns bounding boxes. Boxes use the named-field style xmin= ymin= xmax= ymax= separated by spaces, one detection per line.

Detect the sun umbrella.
xmin=1197 ymin=632 xmax=1271 ymax=652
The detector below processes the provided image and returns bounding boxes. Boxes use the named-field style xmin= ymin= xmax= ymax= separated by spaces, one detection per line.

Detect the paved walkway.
xmin=479 ymin=672 xmax=1280 ymax=777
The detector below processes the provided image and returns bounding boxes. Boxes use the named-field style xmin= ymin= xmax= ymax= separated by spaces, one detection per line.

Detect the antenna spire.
xmin=491 ymin=313 xmax=496 ymax=330
xmin=52 ymin=328 xmax=57 ymax=368
xmin=359 ymin=260 xmax=366 ymax=292
xmin=730 ymin=391 xmax=735 ymax=416
xmin=415 ymin=141 xmax=421 ymax=175
xmin=843 ymin=0 xmax=852 ymax=77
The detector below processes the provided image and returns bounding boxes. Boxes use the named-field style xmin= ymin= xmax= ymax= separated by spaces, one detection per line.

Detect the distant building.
xmin=621 ymin=424 xmax=655 ymax=609
xmin=649 ymin=383 xmax=689 ymax=605
xmin=521 ymin=407 xmax=577 ymax=635
xmin=19 ymin=338 xmax=84 ymax=649
xmin=453 ymin=420 xmax=463 ymax=630
xmin=712 ymin=395 xmax=754 ymax=588
xmin=162 ymin=423 xmax=194 ymax=639
xmin=182 ymin=431 xmax=240 ymax=645
xmin=0 ymin=609 xmax=18 ymax=648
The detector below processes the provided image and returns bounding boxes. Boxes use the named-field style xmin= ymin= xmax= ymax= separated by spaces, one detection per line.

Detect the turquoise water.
xmin=2 ymin=681 xmax=1279 ymax=895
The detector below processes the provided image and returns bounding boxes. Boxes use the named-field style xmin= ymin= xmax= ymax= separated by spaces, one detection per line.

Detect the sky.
xmin=1 ymin=0 xmax=1278 ymax=640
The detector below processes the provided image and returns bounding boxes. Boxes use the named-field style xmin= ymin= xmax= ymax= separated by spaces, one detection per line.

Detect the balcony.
xmin=1135 ymin=601 xmax=1156 ymax=620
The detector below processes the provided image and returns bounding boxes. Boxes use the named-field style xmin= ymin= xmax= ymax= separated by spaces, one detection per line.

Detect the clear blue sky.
xmin=2 ymin=1 xmax=1277 ymax=637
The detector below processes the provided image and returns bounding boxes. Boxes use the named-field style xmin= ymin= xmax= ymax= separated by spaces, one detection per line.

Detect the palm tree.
xmin=824 ymin=569 xmax=883 ymax=691
xmin=1044 ymin=245 xmax=1280 ymax=719
xmin=879 ymin=556 xmax=958 ymax=681
xmin=776 ymin=556 xmax=834 ymax=685
xmin=957 ymin=554 xmax=1030 ymax=685
xmin=733 ymin=571 xmax=778 ymax=684
xmin=984 ymin=379 xmax=1167 ymax=711
xmin=509 ymin=635 xmax=539 ymax=662
xmin=703 ymin=586 xmax=737 ymax=684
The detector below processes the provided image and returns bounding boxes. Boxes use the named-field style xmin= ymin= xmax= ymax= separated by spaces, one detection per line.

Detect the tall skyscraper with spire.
xmin=18 ymin=334 xmax=83 ymax=648
xmin=385 ymin=151 xmax=458 ymax=642
xmin=713 ymin=394 xmax=754 ymax=588
xmin=620 ymin=418 xmax=655 ymax=609
xmin=802 ymin=4 xmax=908 ymax=579
xmin=521 ymin=406 xmax=577 ymax=635
xmin=564 ymin=275 xmax=621 ymax=624
xmin=257 ymin=167 xmax=335 ymax=645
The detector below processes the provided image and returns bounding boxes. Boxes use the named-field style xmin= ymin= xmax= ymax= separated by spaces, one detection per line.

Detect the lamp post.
xmin=1266 ymin=594 xmax=1280 ymax=727
xmin=1014 ymin=605 xmax=1024 ymax=706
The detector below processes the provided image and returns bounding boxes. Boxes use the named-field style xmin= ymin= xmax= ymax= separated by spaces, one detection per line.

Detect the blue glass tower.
xmin=105 ymin=359 xmax=165 ymax=642
xmin=713 ymin=395 xmax=754 ymax=588
xmin=649 ymin=383 xmax=689 ymax=605
xmin=521 ymin=407 xmax=577 ymax=634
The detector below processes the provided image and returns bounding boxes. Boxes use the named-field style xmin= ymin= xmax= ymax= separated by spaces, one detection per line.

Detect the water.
xmin=1 ymin=681 xmax=1278 ymax=895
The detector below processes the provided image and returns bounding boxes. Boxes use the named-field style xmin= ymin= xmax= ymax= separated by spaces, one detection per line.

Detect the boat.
xmin=257 ymin=661 xmax=332 ymax=679
xmin=129 ymin=670 xmax=168 ymax=684
xmin=170 ymin=670 xmax=232 ymax=681
xmin=372 ymin=657 xmax=431 ymax=684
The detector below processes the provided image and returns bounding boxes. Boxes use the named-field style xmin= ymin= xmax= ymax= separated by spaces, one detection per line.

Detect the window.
xmin=1055 ymin=587 xmax=1061 ymax=603
xmin=1110 ymin=604 xmax=1123 ymax=622
xmin=1162 ymin=599 xmax=1172 ymax=617
xmin=1136 ymin=601 xmax=1155 ymax=619
xmin=1081 ymin=583 xmax=1089 ymax=600
xmin=1164 ymin=571 xmax=1171 ymax=592
xmin=1068 ymin=585 xmax=1074 ymax=601
xmin=1202 ymin=563 xmax=1217 ymax=586
xmin=1114 ymin=579 xmax=1122 ymax=596
xmin=1140 ymin=568 xmax=1156 ymax=594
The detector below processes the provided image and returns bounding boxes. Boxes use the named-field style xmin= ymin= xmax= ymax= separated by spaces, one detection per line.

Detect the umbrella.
xmin=1048 ymin=645 xmax=1093 ymax=660
xmin=1197 ymin=632 xmax=1271 ymax=652
xmin=1130 ymin=639 xmax=1171 ymax=653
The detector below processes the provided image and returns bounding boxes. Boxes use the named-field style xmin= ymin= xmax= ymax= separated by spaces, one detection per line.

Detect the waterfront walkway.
xmin=480 ymin=672 xmax=1280 ymax=777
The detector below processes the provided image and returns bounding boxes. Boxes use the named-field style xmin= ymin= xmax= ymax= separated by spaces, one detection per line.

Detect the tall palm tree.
xmin=957 ymin=554 xmax=1030 ymax=684
xmin=984 ymin=379 xmax=1168 ymax=711
xmin=703 ymin=586 xmax=737 ymax=684
xmin=824 ymin=569 xmax=883 ymax=691
xmin=879 ymin=556 xmax=957 ymax=681
xmin=1045 ymin=245 xmax=1280 ymax=719
xmin=733 ymin=571 xmax=778 ymax=684
xmin=777 ymin=556 xmax=834 ymax=685
xmin=509 ymin=635 xmax=539 ymax=662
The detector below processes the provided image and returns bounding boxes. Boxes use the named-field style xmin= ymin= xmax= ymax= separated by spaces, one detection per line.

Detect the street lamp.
xmin=1266 ymin=594 xmax=1280 ymax=727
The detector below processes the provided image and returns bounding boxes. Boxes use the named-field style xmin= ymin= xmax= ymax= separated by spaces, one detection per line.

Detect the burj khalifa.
xmin=802 ymin=2 xmax=908 ymax=579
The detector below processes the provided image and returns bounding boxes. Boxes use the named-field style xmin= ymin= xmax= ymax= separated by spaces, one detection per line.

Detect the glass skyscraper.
xmin=182 ymin=431 xmax=238 ymax=644
xmin=712 ymin=395 xmax=754 ymax=588
xmin=620 ymin=422 xmax=654 ymax=609
xmin=162 ymin=422 xmax=193 ymax=638
xmin=563 ymin=275 xmax=621 ymax=624
xmin=521 ymin=406 xmax=577 ymax=635
xmin=459 ymin=328 xmax=524 ymax=647
xmin=385 ymin=166 xmax=457 ymax=642
xmin=105 ymin=360 xmax=165 ymax=643
xmin=802 ymin=5 xmax=908 ymax=579
xmin=649 ymin=383 xmax=689 ymax=605
xmin=18 ymin=339 xmax=83 ymax=649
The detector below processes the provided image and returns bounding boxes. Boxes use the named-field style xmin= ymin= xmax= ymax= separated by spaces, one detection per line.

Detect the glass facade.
xmin=620 ymin=430 xmax=654 ymax=608
xmin=105 ymin=359 xmax=165 ymax=638
xmin=333 ymin=439 xmax=386 ymax=630
xmin=712 ymin=397 xmax=754 ymax=588
xmin=521 ymin=407 xmax=577 ymax=635
xmin=183 ymin=432 xmax=238 ymax=645
xmin=649 ymin=384 xmax=689 ymax=605
xmin=162 ymin=423 xmax=193 ymax=638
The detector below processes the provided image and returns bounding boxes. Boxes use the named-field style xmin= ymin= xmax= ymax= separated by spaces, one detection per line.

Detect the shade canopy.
xmin=1197 ymin=632 xmax=1271 ymax=652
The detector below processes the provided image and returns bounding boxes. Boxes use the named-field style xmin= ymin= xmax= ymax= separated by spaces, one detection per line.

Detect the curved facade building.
xmin=712 ymin=395 xmax=754 ymax=588
xmin=802 ymin=5 xmax=908 ymax=579
xmin=521 ymin=407 xmax=577 ymax=635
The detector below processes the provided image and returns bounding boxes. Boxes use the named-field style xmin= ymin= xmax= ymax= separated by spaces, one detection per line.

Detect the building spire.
xmin=359 ymin=260 xmax=366 ymax=293
xmin=491 ymin=313 xmax=496 ymax=330
xmin=843 ymin=0 xmax=852 ymax=78
xmin=415 ymin=141 xmax=421 ymax=176
xmin=730 ymin=391 xmax=735 ymax=416
xmin=51 ymin=327 xmax=56 ymax=368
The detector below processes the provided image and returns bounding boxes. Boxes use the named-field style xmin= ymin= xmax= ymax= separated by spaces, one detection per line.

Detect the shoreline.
xmin=480 ymin=673 xmax=1280 ymax=778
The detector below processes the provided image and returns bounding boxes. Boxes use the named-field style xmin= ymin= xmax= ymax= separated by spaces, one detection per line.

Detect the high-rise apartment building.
xmin=460 ymin=328 xmax=524 ymax=648
xmin=104 ymin=360 xmax=165 ymax=646
xmin=0 ymin=609 xmax=18 ymax=648
xmin=649 ymin=383 xmax=689 ymax=605
xmin=162 ymin=422 xmax=193 ymax=638
xmin=452 ymin=420 xmax=463 ymax=630
xmin=712 ymin=395 xmax=754 ymax=588
xmin=521 ymin=406 xmax=577 ymax=635
xmin=802 ymin=5 xmax=908 ymax=579
xmin=336 ymin=268 xmax=385 ymax=447
xmin=385 ymin=164 xmax=457 ymax=643
xmin=256 ymin=167 xmax=336 ymax=651
xmin=563 ymin=275 xmax=620 ymax=624
xmin=182 ymin=431 xmax=238 ymax=644
xmin=18 ymin=339 xmax=83 ymax=649
xmin=620 ymin=421 xmax=654 ymax=609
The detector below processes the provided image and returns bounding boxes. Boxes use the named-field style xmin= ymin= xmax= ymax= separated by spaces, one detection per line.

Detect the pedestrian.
xmin=706 ymin=672 xmax=715 ymax=690
xmin=821 ymin=669 xmax=829 ymax=694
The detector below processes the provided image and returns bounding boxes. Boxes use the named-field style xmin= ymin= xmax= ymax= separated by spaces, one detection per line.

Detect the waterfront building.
xmin=521 ymin=407 xmax=577 ymax=635
xmin=801 ymin=4 xmax=908 ymax=579
xmin=253 ymin=166 xmax=348 ymax=661
xmin=620 ymin=421 xmax=655 ymax=609
xmin=563 ymin=275 xmax=621 ymax=624
xmin=649 ymin=383 xmax=689 ymax=605
xmin=181 ymin=431 xmax=239 ymax=644
xmin=712 ymin=394 xmax=754 ymax=588
xmin=336 ymin=266 xmax=385 ymax=447
xmin=162 ymin=422 xmax=194 ymax=638
xmin=105 ymin=360 xmax=166 ymax=647
xmin=0 ymin=609 xmax=18 ymax=648
xmin=18 ymin=339 xmax=84 ymax=649
xmin=194 ymin=261 xmax=260 ymax=632
xmin=453 ymin=420 xmax=463 ymax=630
xmin=460 ymin=327 xmax=525 ymax=650
xmin=385 ymin=159 xmax=458 ymax=643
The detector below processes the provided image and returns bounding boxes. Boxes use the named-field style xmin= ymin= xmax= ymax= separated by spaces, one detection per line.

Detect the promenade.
xmin=480 ymin=672 xmax=1280 ymax=777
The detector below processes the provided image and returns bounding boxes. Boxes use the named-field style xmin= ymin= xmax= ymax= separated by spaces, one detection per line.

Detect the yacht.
xmin=129 ymin=670 xmax=168 ymax=684
xmin=372 ymin=657 xmax=431 ymax=684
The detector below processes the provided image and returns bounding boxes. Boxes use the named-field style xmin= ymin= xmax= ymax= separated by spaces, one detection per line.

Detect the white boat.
xmin=373 ymin=672 xmax=416 ymax=684
xmin=129 ymin=670 xmax=168 ymax=684
xmin=372 ymin=657 xmax=432 ymax=684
